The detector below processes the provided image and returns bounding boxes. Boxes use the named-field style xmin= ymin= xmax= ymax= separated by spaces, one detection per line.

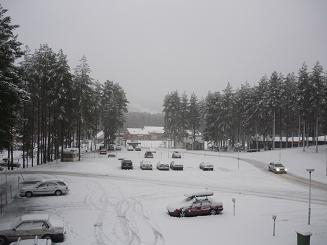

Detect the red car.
xmin=167 ymin=192 xmax=223 ymax=217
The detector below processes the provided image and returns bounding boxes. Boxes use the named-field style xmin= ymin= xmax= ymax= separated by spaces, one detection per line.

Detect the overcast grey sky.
xmin=2 ymin=0 xmax=327 ymax=113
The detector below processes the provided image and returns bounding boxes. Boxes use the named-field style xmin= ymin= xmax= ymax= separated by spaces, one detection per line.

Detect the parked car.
xmin=0 ymin=213 xmax=65 ymax=244
xmin=108 ymin=152 xmax=116 ymax=157
xmin=115 ymin=145 xmax=122 ymax=151
xmin=99 ymin=146 xmax=107 ymax=155
xmin=268 ymin=162 xmax=287 ymax=174
xmin=9 ymin=237 xmax=54 ymax=245
xmin=121 ymin=159 xmax=133 ymax=170
xmin=134 ymin=145 xmax=141 ymax=151
xmin=144 ymin=151 xmax=153 ymax=158
xmin=108 ymin=144 xmax=115 ymax=151
xmin=199 ymin=162 xmax=214 ymax=171
xmin=167 ymin=191 xmax=223 ymax=217
xmin=0 ymin=167 xmax=4 ymax=171
xmin=172 ymin=151 xmax=181 ymax=158
xmin=0 ymin=158 xmax=20 ymax=168
xmin=156 ymin=161 xmax=169 ymax=171
xmin=20 ymin=180 xmax=69 ymax=198
xmin=170 ymin=161 xmax=183 ymax=170
xmin=127 ymin=145 xmax=134 ymax=151
xmin=140 ymin=160 xmax=153 ymax=170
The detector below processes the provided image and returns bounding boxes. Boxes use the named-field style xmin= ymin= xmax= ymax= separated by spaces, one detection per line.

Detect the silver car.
xmin=0 ymin=214 xmax=65 ymax=244
xmin=199 ymin=162 xmax=214 ymax=171
xmin=20 ymin=180 xmax=69 ymax=198
xmin=156 ymin=161 xmax=169 ymax=171
xmin=140 ymin=160 xmax=153 ymax=170
xmin=10 ymin=237 xmax=53 ymax=245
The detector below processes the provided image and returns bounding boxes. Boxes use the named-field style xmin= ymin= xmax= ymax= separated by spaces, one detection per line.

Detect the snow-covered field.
xmin=1 ymin=147 xmax=327 ymax=245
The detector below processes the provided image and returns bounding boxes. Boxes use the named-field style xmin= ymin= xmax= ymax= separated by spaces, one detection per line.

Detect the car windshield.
xmin=275 ymin=164 xmax=284 ymax=167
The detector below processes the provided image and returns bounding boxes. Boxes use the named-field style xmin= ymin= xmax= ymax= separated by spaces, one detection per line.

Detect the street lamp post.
xmin=232 ymin=198 xmax=236 ymax=216
xmin=272 ymin=215 xmax=277 ymax=236
xmin=306 ymin=168 xmax=314 ymax=225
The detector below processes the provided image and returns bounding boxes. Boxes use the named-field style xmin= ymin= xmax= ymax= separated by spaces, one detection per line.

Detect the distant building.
xmin=124 ymin=126 xmax=165 ymax=141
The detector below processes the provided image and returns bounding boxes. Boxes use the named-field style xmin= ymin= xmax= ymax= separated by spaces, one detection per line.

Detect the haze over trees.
xmin=123 ymin=112 xmax=164 ymax=129
xmin=0 ymin=4 xmax=128 ymax=168
xmin=163 ymin=63 xmax=327 ymax=151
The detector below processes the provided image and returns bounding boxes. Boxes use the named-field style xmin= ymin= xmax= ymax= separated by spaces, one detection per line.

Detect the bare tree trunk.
xmin=315 ymin=117 xmax=319 ymax=153
xmin=303 ymin=121 xmax=305 ymax=152
xmin=298 ymin=115 xmax=301 ymax=147
xmin=273 ymin=110 xmax=275 ymax=150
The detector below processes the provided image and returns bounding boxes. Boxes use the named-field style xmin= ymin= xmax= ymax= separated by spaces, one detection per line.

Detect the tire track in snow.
xmin=19 ymin=170 xmax=327 ymax=206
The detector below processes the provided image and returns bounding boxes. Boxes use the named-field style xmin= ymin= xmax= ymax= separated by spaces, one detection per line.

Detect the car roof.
xmin=20 ymin=214 xmax=49 ymax=222
xmin=40 ymin=179 xmax=64 ymax=183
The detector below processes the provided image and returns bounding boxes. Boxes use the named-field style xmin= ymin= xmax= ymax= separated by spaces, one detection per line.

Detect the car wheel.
xmin=55 ymin=190 xmax=62 ymax=196
xmin=0 ymin=236 xmax=7 ymax=245
xmin=180 ymin=211 xmax=186 ymax=217
xmin=210 ymin=209 xmax=217 ymax=215
xmin=42 ymin=234 xmax=52 ymax=241
xmin=25 ymin=191 xmax=33 ymax=198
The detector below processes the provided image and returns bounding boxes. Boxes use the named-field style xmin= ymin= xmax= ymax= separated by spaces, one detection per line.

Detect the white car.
xmin=10 ymin=237 xmax=53 ymax=245
xmin=127 ymin=145 xmax=134 ymax=151
xmin=199 ymin=162 xmax=214 ymax=171
xmin=20 ymin=180 xmax=69 ymax=198
xmin=0 ymin=214 xmax=65 ymax=244
xmin=172 ymin=151 xmax=181 ymax=158
xmin=170 ymin=161 xmax=183 ymax=170
xmin=268 ymin=162 xmax=287 ymax=174
xmin=156 ymin=161 xmax=169 ymax=171
xmin=140 ymin=160 xmax=153 ymax=170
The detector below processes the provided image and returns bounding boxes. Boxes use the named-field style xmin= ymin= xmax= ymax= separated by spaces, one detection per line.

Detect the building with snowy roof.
xmin=125 ymin=126 xmax=165 ymax=141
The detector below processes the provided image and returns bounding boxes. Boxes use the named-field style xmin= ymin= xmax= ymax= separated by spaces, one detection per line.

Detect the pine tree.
xmin=188 ymin=93 xmax=201 ymax=149
xmin=0 ymin=4 xmax=25 ymax=160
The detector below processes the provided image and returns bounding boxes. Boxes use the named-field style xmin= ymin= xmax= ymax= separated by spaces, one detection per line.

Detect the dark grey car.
xmin=0 ymin=214 xmax=65 ymax=245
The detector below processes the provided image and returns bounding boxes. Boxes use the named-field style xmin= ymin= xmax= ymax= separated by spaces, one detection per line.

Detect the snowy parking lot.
xmin=1 ymin=148 xmax=327 ymax=245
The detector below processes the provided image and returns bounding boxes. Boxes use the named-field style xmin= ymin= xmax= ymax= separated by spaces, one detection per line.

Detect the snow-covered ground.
xmin=184 ymin=145 xmax=327 ymax=185
xmin=0 ymin=147 xmax=326 ymax=245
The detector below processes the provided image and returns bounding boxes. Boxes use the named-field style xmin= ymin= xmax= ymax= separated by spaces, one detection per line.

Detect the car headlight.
xmin=276 ymin=168 xmax=280 ymax=171
xmin=285 ymin=168 xmax=287 ymax=171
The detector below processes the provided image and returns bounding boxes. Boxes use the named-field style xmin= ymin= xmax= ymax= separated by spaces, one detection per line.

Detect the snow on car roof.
xmin=20 ymin=214 xmax=49 ymax=222
xmin=184 ymin=191 xmax=214 ymax=198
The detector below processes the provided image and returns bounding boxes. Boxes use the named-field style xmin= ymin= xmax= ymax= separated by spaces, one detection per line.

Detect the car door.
xmin=200 ymin=200 xmax=212 ymax=215
xmin=34 ymin=182 xmax=48 ymax=195
xmin=189 ymin=201 xmax=202 ymax=216
xmin=13 ymin=221 xmax=35 ymax=240
xmin=45 ymin=182 xmax=58 ymax=195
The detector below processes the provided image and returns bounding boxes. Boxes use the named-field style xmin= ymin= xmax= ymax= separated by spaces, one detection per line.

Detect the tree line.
xmin=0 ymin=5 xmax=128 ymax=169
xmin=163 ymin=63 xmax=327 ymax=152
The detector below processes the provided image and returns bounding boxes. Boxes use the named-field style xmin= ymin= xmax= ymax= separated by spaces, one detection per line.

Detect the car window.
xmin=47 ymin=183 xmax=57 ymax=187
xmin=201 ymin=200 xmax=211 ymax=206
xmin=192 ymin=201 xmax=202 ymax=207
xmin=57 ymin=182 xmax=66 ymax=186
xmin=16 ymin=221 xmax=33 ymax=230
xmin=38 ymin=183 xmax=47 ymax=187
